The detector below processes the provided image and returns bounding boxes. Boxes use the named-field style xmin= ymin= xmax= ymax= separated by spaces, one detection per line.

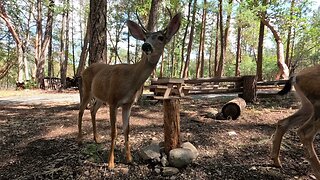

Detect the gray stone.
xmin=162 ymin=167 xmax=179 ymax=176
xmin=181 ymin=142 xmax=199 ymax=159
xmin=161 ymin=154 xmax=169 ymax=167
xmin=139 ymin=143 xmax=161 ymax=161
xmin=169 ymin=148 xmax=194 ymax=168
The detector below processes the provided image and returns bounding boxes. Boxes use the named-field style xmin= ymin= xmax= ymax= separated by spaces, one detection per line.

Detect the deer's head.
xmin=127 ymin=12 xmax=181 ymax=64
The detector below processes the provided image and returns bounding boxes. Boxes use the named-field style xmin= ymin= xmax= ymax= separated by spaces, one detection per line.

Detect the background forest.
xmin=0 ymin=0 xmax=319 ymax=89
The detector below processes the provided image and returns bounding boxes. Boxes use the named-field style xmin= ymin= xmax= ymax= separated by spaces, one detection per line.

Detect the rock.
xmin=161 ymin=154 xmax=169 ymax=167
xmin=155 ymin=168 xmax=161 ymax=174
xmin=169 ymin=148 xmax=195 ymax=168
xmin=181 ymin=142 xmax=198 ymax=159
xmin=162 ymin=167 xmax=179 ymax=176
xmin=227 ymin=131 xmax=237 ymax=136
xmin=139 ymin=143 xmax=161 ymax=162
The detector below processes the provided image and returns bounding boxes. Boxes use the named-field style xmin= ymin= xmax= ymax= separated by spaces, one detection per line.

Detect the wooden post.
xmin=163 ymin=99 xmax=181 ymax=155
xmin=241 ymin=75 xmax=257 ymax=102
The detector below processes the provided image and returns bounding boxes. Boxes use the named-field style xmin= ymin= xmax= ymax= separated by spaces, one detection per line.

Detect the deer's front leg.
xmin=297 ymin=115 xmax=320 ymax=179
xmin=122 ymin=104 xmax=133 ymax=164
xmin=108 ymin=106 xmax=118 ymax=169
xmin=90 ymin=100 xmax=103 ymax=143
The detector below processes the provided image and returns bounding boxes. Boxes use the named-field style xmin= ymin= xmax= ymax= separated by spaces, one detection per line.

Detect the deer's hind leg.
xmin=90 ymin=99 xmax=103 ymax=143
xmin=78 ymin=88 xmax=92 ymax=145
xmin=297 ymin=103 xmax=320 ymax=179
xmin=271 ymin=105 xmax=312 ymax=167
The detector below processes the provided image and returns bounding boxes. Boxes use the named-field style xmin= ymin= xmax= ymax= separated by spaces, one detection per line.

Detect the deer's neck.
xmin=132 ymin=53 xmax=161 ymax=89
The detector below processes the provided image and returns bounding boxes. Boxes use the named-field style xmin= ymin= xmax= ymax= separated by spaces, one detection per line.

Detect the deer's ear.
xmin=165 ymin=13 xmax=182 ymax=41
xmin=127 ymin=20 xmax=146 ymax=41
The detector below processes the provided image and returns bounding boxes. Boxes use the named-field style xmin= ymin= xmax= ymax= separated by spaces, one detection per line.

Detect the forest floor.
xmin=0 ymin=89 xmax=318 ymax=180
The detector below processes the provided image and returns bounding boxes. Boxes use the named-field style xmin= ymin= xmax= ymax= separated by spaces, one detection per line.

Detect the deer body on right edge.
xmin=77 ymin=12 xmax=181 ymax=169
xmin=271 ymin=65 xmax=320 ymax=179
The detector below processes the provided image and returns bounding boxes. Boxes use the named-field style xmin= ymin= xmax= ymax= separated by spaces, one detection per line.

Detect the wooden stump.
xmin=163 ymin=99 xmax=181 ymax=155
xmin=221 ymin=97 xmax=246 ymax=120
xmin=241 ymin=75 xmax=257 ymax=102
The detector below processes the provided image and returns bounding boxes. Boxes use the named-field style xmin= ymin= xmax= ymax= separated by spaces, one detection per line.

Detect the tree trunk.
xmin=235 ymin=27 xmax=241 ymax=77
xmin=146 ymin=0 xmax=160 ymax=78
xmin=217 ymin=0 xmax=233 ymax=78
xmin=64 ymin=0 xmax=70 ymax=81
xmin=214 ymin=11 xmax=219 ymax=76
xmin=60 ymin=8 xmax=67 ymax=88
xmin=88 ymin=0 xmax=107 ymax=64
xmin=257 ymin=21 xmax=264 ymax=81
xmin=260 ymin=17 xmax=289 ymax=80
xmin=0 ymin=1 xmax=25 ymax=83
xmin=76 ymin=16 xmax=90 ymax=77
xmin=285 ymin=0 xmax=295 ymax=70
xmin=197 ymin=0 xmax=207 ymax=78
xmin=35 ymin=0 xmax=43 ymax=87
xmin=182 ymin=0 xmax=197 ymax=78
xmin=179 ymin=0 xmax=192 ymax=78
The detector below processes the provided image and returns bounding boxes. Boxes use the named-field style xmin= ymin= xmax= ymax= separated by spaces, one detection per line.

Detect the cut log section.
xmin=221 ymin=97 xmax=246 ymax=120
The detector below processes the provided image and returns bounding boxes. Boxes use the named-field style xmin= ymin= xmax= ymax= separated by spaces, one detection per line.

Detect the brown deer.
xmin=77 ymin=12 xmax=182 ymax=169
xmin=271 ymin=65 xmax=320 ymax=179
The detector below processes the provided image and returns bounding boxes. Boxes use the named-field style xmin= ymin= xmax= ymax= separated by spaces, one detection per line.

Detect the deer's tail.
xmin=278 ymin=76 xmax=295 ymax=95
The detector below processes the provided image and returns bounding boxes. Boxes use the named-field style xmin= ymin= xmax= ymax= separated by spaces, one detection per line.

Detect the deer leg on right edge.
xmin=90 ymin=100 xmax=103 ymax=143
xmin=271 ymin=108 xmax=311 ymax=167
xmin=108 ymin=105 xmax=118 ymax=169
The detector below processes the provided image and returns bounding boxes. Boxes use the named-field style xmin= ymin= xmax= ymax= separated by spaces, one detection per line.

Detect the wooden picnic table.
xmin=150 ymin=78 xmax=187 ymax=100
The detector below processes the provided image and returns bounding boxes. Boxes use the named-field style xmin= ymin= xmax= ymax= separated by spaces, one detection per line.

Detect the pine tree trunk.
xmin=179 ymin=0 xmax=192 ymax=78
xmin=257 ymin=21 xmax=264 ymax=81
xmin=199 ymin=0 xmax=207 ymax=78
xmin=235 ymin=27 xmax=241 ymax=76
xmin=88 ymin=0 xmax=107 ymax=64
xmin=183 ymin=0 xmax=197 ymax=78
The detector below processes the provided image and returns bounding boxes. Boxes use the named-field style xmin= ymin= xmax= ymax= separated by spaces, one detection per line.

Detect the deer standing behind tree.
xmin=77 ymin=12 xmax=181 ymax=169
xmin=271 ymin=65 xmax=320 ymax=179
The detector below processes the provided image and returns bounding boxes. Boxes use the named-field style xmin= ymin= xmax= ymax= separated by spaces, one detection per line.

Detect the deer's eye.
xmin=158 ymin=36 xmax=164 ymax=41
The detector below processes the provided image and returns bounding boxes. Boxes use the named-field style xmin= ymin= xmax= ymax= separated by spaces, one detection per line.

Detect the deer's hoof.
xmin=108 ymin=162 xmax=115 ymax=170
xmin=77 ymin=135 xmax=83 ymax=145
xmin=272 ymin=158 xmax=282 ymax=168
xmin=126 ymin=156 xmax=133 ymax=164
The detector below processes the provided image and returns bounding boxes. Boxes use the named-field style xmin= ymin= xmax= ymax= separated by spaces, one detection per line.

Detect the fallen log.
xmin=220 ymin=97 xmax=246 ymax=120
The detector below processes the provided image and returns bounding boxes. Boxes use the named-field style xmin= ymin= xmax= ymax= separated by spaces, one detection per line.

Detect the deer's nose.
xmin=142 ymin=43 xmax=153 ymax=54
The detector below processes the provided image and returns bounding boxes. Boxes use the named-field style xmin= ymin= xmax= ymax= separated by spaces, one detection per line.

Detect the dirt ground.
xmin=0 ymin=90 xmax=319 ymax=180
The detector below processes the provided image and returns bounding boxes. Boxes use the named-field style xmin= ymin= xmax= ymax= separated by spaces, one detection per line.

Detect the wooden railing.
xmin=150 ymin=76 xmax=287 ymax=102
